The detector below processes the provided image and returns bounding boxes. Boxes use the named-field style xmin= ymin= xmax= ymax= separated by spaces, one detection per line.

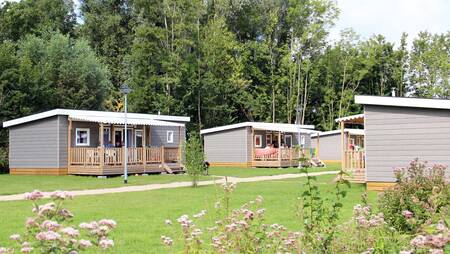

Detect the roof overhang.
xmin=355 ymin=95 xmax=450 ymax=110
xmin=2 ymin=109 xmax=190 ymax=128
xmin=335 ymin=114 xmax=364 ymax=125
xmin=200 ymin=122 xmax=317 ymax=135
xmin=312 ymin=128 xmax=364 ymax=138
xmin=70 ymin=115 xmax=184 ymax=127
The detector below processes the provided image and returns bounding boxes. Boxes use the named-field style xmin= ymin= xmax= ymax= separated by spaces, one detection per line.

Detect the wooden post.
xmin=68 ymin=119 xmax=72 ymax=169
xmin=161 ymin=146 xmax=165 ymax=164
xmin=143 ymin=125 xmax=147 ymax=171
xmin=111 ymin=125 xmax=115 ymax=146
xmin=278 ymin=131 xmax=281 ymax=164
xmin=316 ymin=133 xmax=320 ymax=159
xmin=340 ymin=121 xmax=345 ymax=171
xmin=178 ymin=126 xmax=181 ymax=162
xmin=251 ymin=127 xmax=254 ymax=166
xmin=99 ymin=123 xmax=104 ymax=169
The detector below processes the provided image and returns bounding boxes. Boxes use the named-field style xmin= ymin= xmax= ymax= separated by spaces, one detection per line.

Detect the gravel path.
xmin=0 ymin=171 xmax=338 ymax=202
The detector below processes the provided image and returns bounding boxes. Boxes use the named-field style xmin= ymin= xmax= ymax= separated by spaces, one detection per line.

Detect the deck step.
xmin=162 ymin=163 xmax=174 ymax=174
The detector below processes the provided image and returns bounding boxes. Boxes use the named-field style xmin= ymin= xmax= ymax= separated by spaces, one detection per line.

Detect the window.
xmin=266 ymin=134 xmax=272 ymax=146
xmin=254 ymin=135 xmax=262 ymax=148
xmin=103 ymin=127 xmax=111 ymax=144
xmin=285 ymin=135 xmax=292 ymax=148
xmin=300 ymin=135 xmax=306 ymax=146
xmin=167 ymin=131 xmax=174 ymax=143
xmin=76 ymin=128 xmax=90 ymax=146
xmin=135 ymin=130 xmax=143 ymax=147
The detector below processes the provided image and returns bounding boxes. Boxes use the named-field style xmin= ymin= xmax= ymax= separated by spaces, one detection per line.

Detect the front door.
xmin=114 ymin=130 xmax=123 ymax=147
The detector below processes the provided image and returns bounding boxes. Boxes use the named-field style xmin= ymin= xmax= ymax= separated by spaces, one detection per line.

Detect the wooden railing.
xmin=69 ymin=147 xmax=180 ymax=167
xmin=253 ymin=148 xmax=311 ymax=161
xmin=344 ymin=150 xmax=365 ymax=170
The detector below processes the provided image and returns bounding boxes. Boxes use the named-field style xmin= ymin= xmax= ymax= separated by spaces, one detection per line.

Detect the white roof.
xmin=70 ymin=115 xmax=184 ymax=127
xmin=311 ymin=128 xmax=364 ymax=138
xmin=355 ymin=95 xmax=450 ymax=110
xmin=335 ymin=113 xmax=364 ymax=123
xmin=200 ymin=122 xmax=317 ymax=135
xmin=3 ymin=109 xmax=190 ymax=128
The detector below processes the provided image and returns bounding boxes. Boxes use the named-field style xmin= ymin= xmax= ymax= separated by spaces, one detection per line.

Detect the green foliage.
xmin=378 ymin=159 xmax=450 ymax=233
xmin=0 ymin=147 xmax=8 ymax=174
xmin=297 ymin=151 xmax=350 ymax=253
xmin=184 ymin=133 xmax=204 ymax=187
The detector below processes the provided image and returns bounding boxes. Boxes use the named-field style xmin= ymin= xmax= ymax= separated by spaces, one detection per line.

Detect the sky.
xmin=328 ymin=0 xmax=450 ymax=46
xmin=1 ymin=0 xmax=449 ymax=47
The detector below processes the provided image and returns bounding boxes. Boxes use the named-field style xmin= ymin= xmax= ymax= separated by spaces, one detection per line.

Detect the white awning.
xmin=335 ymin=114 xmax=364 ymax=123
xmin=251 ymin=123 xmax=319 ymax=134
xmin=70 ymin=115 xmax=184 ymax=127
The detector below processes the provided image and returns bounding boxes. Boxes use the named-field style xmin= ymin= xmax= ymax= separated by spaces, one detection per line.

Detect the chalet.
xmin=311 ymin=129 xmax=364 ymax=163
xmin=200 ymin=122 xmax=318 ymax=168
xmin=338 ymin=95 xmax=450 ymax=190
xmin=2 ymin=109 xmax=189 ymax=175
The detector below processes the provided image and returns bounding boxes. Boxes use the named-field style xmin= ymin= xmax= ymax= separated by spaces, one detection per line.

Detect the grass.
xmin=0 ymin=163 xmax=340 ymax=195
xmin=0 ymin=174 xmax=376 ymax=253
xmin=0 ymin=174 xmax=213 ymax=195
xmin=208 ymin=162 xmax=340 ymax=177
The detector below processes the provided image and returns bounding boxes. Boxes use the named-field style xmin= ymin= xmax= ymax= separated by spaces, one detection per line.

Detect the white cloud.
xmin=329 ymin=0 xmax=450 ymax=47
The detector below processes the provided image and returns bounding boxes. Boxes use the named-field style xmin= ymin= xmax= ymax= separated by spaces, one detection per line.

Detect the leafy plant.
xmin=0 ymin=190 xmax=116 ymax=253
xmin=378 ymin=159 xmax=450 ymax=233
xmin=184 ymin=133 xmax=205 ymax=187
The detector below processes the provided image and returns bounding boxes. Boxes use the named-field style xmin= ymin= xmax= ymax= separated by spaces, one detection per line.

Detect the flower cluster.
xmin=353 ymin=204 xmax=385 ymax=228
xmin=162 ymin=183 xmax=303 ymax=253
xmin=0 ymin=190 xmax=116 ymax=253
xmin=403 ymin=220 xmax=449 ymax=254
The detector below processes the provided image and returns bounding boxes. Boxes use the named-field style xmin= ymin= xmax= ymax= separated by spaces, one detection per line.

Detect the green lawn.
xmin=0 ymin=174 xmax=375 ymax=253
xmin=0 ymin=174 xmax=213 ymax=195
xmin=208 ymin=162 xmax=340 ymax=177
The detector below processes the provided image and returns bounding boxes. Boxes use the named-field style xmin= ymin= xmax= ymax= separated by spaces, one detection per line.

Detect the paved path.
xmin=0 ymin=171 xmax=339 ymax=202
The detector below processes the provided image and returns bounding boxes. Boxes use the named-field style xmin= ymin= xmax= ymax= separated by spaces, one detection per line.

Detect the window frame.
xmin=265 ymin=133 xmax=272 ymax=146
xmin=284 ymin=135 xmax=292 ymax=148
xmin=135 ymin=129 xmax=143 ymax=147
xmin=167 ymin=130 xmax=174 ymax=143
xmin=254 ymin=134 xmax=263 ymax=148
xmin=103 ymin=127 xmax=111 ymax=143
xmin=75 ymin=128 xmax=90 ymax=146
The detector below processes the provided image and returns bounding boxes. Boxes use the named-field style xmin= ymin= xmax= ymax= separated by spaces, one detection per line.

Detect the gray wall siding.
xmin=203 ymin=127 xmax=249 ymax=163
xmin=58 ymin=116 xmax=68 ymax=167
xmin=9 ymin=116 xmax=60 ymax=168
xmin=311 ymin=133 xmax=345 ymax=161
xmin=71 ymin=121 xmax=100 ymax=147
xmin=150 ymin=126 xmax=183 ymax=148
xmin=365 ymin=105 xmax=450 ymax=182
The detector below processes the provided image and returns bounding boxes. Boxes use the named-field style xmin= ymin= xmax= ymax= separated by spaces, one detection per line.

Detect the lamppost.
xmin=295 ymin=104 xmax=302 ymax=168
xmin=120 ymin=84 xmax=132 ymax=184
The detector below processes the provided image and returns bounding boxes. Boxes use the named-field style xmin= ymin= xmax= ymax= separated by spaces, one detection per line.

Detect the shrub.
xmin=161 ymin=181 xmax=304 ymax=253
xmin=0 ymin=190 xmax=116 ymax=253
xmin=378 ymin=159 xmax=449 ymax=233
xmin=185 ymin=133 xmax=204 ymax=187
xmin=0 ymin=147 xmax=8 ymax=174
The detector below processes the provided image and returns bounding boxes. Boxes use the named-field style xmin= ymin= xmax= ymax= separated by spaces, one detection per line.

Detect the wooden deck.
xmin=68 ymin=147 xmax=183 ymax=175
xmin=252 ymin=148 xmax=311 ymax=168
xmin=342 ymin=150 xmax=366 ymax=183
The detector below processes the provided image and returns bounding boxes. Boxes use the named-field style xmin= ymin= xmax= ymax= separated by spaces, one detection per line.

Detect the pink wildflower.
xmin=35 ymin=231 xmax=61 ymax=241
xmin=24 ymin=190 xmax=44 ymax=200
xmin=50 ymin=190 xmax=74 ymax=200
xmin=399 ymin=251 xmax=412 ymax=254
xmin=58 ymin=209 xmax=74 ymax=219
xmin=99 ymin=239 xmax=114 ymax=249
xmin=429 ymin=249 xmax=443 ymax=254
xmin=410 ymin=235 xmax=427 ymax=247
xmin=20 ymin=246 xmax=33 ymax=253
xmin=9 ymin=234 xmax=20 ymax=241
xmin=60 ymin=227 xmax=79 ymax=237
xmin=78 ymin=239 xmax=92 ymax=249
xmin=41 ymin=220 xmax=60 ymax=231
xmin=99 ymin=219 xmax=117 ymax=229
xmin=164 ymin=219 xmax=172 ymax=225
xmin=25 ymin=218 xmax=37 ymax=228
xmin=161 ymin=236 xmax=173 ymax=246
xmin=37 ymin=202 xmax=56 ymax=216
xmin=401 ymin=210 xmax=413 ymax=219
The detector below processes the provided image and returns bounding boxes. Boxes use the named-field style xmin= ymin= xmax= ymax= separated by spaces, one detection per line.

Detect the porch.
xmin=68 ymin=147 xmax=182 ymax=175
xmin=252 ymin=147 xmax=311 ymax=167
xmin=336 ymin=114 xmax=366 ymax=183
xmin=67 ymin=116 xmax=185 ymax=175
xmin=249 ymin=125 xmax=316 ymax=168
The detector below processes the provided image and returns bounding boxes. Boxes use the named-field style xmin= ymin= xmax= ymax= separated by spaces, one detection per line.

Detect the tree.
xmin=184 ymin=133 xmax=204 ymax=187
xmin=0 ymin=0 xmax=76 ymax=41
xmin=408 ymin=31 xmax=450 ymax=98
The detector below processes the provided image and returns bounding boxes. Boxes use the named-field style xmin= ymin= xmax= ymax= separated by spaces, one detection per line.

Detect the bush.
xmin=0 ymin=147 xmax=8 ymax=174
xmin=0 ymin=190 xmax=116 ymax=253
xmin=378 ymin=159 xmax=449 ymax=233
xmin=184 ymin=133 xmax=204 ymax=187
